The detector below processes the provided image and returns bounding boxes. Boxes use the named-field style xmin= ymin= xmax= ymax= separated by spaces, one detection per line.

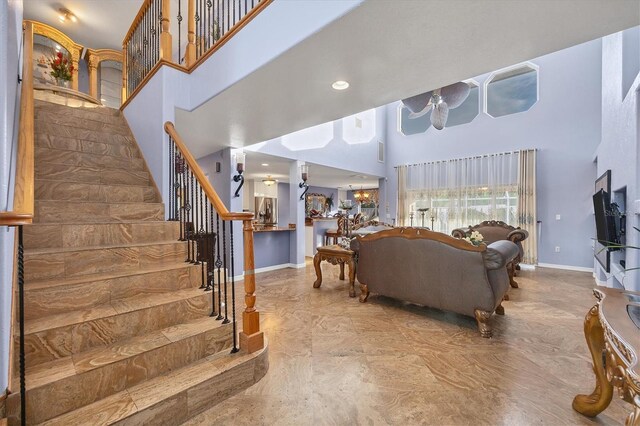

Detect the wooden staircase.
xmin=6 ymin=99 xmax=268 ymax=425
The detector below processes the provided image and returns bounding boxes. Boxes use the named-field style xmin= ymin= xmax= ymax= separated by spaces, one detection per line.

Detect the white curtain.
xmin=518 ymin=149 xmax=537 ymax=264
xmin=398 ymin=152 xmax=520 ymax=233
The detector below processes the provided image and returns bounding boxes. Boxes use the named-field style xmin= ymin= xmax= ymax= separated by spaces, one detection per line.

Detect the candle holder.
xmin=417 ymin=208 xmax=429 ymax=228
xmin=409 ymin=211 xmax=415 ymax=227
xmin=299 ymin=164 xmax=309 ymax=201
xmin=233 ymin=152 xmax=245 ymax=198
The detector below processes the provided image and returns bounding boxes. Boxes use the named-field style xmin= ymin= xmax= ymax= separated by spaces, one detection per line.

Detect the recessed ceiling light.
xmin=261 ymin=163 xmax=269 ymax=166
xmin=332 ymin=80 xmax=349 ymax=91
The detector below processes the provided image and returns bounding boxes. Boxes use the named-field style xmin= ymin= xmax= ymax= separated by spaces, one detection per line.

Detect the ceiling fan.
xmin=401 ymin=82 xmax=471 ymax=130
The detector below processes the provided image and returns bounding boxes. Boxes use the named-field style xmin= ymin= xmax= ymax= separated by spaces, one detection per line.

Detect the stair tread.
xmin=41 ymin=345 xmax=261 ymax=426
xmin=35 ymin=177 xmax=153 ymax=188
xmin=26 ymin=239 xmax=183 ymax=255
xmin=25 ymin=262 xmax=194 ymax=291
xmin=25 ymin=287 xmax=210 ymax=334
xmin=24 ymin=317 xmax=228 ymax=390
xmin=40 ymin=391 xmax=136 ymax=426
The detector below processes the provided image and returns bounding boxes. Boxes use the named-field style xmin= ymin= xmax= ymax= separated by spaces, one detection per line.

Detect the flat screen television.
xmin=593 ymin=189 xmax=619 ymax=248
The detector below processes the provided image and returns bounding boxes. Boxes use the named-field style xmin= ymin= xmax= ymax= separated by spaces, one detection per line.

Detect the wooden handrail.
xmin=164 ymin=121 xmax=263 ymax=353
xmin=123 ymin=0 xmax=154 ymax=46
xmin=2 ymin=21 xmax=35 ymax=227
xmin=164 ymin=122 xmax=253 ymax=221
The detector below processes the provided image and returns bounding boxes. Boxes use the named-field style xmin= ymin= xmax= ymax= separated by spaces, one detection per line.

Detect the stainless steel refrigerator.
xmin=255 ymin=197 xmax=278 ymax=225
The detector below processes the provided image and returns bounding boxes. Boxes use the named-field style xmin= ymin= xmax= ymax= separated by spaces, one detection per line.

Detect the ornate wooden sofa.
xmin=351 ymin=228 xmax=519 ymax=337
xmin=452 ymin=220 xmax=528 ymax=288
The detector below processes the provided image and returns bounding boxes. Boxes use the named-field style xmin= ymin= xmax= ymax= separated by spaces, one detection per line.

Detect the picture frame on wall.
xmin=594 ymin=169 xmax=611 ymax=272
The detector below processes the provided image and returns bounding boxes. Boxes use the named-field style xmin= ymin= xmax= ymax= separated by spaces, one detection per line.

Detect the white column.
xmin=289 ymin=161 xmax=305 ymax=267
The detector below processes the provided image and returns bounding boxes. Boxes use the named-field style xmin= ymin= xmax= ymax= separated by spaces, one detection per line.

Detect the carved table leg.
xmin=348 ymin=258 xmax=356 ymax=298
xmin=474 ymin=309 xmax=493 ymax=338
xmin=508 ymin=262 xmax=518 ymax=288
xmin=313 ymin=253 xmax=323 ymax=288
xmin=359 ymin=283 xmax=369 ymax=303
xmin=495 ymin=304 xmax=505 ymax=315
xmin=503 ymin=293 xmax=510 ymax=301
xmin=339 ymin=262 xmax=345 ymax=281
xmin=572 ymin=304 xmax=614 ymax=417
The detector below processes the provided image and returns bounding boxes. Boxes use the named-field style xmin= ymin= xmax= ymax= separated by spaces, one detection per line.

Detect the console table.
xmin=312 ymin=245 xmax=356 ymax=297
xmin=573 ymin=287 xmax=640 ymax=425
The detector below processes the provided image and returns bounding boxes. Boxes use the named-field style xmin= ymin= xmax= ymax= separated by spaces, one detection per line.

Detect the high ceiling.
xmin=176 ymin=0 xmax=640 ymax=158
xmin=23 ymin=0 xmax=142 ymax=50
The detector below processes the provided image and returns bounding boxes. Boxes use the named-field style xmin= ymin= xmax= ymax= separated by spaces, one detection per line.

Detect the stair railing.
xmin=122 ymin=0 xmax=272 ymax=106
xmin=164 ymin=122 xmax=264 ymax=354
xmin=0 ymin=21 xmax=34 ymax=426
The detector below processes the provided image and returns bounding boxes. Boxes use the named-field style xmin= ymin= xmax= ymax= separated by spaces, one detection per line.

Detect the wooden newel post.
xmin=160 ymin=0 xmax=173 ymax=62
xmin=239 ymin=219 xmax=264 ymax=353
xmin=121 ymin=46 xmax=127 ymax=104
xmin=185 ymin=0 xmax=196 ymax=66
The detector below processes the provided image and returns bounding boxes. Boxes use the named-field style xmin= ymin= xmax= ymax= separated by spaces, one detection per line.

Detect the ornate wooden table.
xmin=313 ymin=245 xmax=356 ymax=297
xmin=573 ymin=287 xmax=640 ymax=425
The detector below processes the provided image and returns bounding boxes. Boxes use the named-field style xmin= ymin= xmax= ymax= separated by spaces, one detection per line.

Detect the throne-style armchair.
xmin=452 ymin=220 xmax=529 ymax=289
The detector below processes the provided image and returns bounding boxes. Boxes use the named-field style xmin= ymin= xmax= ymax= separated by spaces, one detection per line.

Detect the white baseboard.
xmin=249 ymin=262 xmax=307 ymax=276
xmin=537 ymin=263 xmax=593 ymax=273
xmin=289 ymin=262 xmax=307 ymax=269
xmin=518 ymin=264 xmax=536 ymax=271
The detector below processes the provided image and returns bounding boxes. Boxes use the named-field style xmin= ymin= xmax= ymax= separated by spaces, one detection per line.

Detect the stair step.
xmin=24 ymin=262 xmax=200 ymax=321
xmin=24 ymin=240 xmax=186 ymax=281
xmin=36 ymin=146 xmax=145 ymax=171
xmin=39 ymin=342 xmax=268 ymax=426
xmin=34 ymin=123 xmax=135 ymax=146
xmin=34 ymin=200 xmax=163 ymax=223
xmin=35 ymin=111 xmax=131 ymax=136
xmin=35 ymin=104 xmax=124 ymax=126
xmin=35 ymin=99 xmax=122 ymax=117
xmin=35 ymin=133 xmax=141 ymax=159
xmin=21 ymin=288 xmax=215 ymax=368
xmin=35 ymin=180 xmax=158 ymax=204
xmin=35 ymin=162 xmax=150 ymax=186
xmin=23 ymin=221 xmax=178 ymax=250
xmin=10 ymin=317 xmax=232 ymax=424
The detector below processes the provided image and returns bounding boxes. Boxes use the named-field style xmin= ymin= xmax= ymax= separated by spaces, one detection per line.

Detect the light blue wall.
xmin=254 ymin=231 xmax=291 ymax=269
xmin=595 ymin=28 xmax=640 ymax=291
xmin=0 ymin=0 xmax=23 ymax=393
xmin=384 ymin=38 xmax=603 ymax=269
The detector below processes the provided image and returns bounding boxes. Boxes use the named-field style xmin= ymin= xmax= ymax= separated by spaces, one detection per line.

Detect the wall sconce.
xmin=299 ymin=164 xmax=309 ymax=201
xmin=233 ymin=152 xmax=245 ymax=198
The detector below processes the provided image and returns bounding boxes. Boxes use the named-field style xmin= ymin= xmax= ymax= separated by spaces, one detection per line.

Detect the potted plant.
xmin=49 ymin=51 xmax=74 ymax=88
xmin=325 ymin=194 xmax=334 ymax=216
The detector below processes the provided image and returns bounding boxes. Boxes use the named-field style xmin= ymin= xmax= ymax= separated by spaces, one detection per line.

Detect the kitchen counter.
xmin=253 ymin=226 xmax=294 ymax=233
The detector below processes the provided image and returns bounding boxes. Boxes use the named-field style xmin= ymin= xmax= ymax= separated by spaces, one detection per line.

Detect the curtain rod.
xmin=393 ymin=149 xmax=536 ymax=169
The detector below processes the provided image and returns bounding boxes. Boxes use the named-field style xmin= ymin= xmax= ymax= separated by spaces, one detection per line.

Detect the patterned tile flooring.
xmin=186 ymin=262 xmax=629 ymax=425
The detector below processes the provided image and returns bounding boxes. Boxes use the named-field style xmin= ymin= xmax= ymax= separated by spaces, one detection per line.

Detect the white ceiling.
xmin=244 ymin=151 xmax=379 ymax=190
xmin=176 ymin=0 xmax=640 ymax=158
xmin=23 ymin=0 xmax=142 ymax=50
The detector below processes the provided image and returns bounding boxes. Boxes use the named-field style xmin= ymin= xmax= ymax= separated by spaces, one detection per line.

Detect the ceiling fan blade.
xmin=431 ymin=102 xmax=449 ymax=130
xmin=408 ymin=104 xmax=432 ymax=119
xmin=440 ymin=82 xmax=470 ymax=109
xmin=401 ymin=91 xmax=433 ymax=114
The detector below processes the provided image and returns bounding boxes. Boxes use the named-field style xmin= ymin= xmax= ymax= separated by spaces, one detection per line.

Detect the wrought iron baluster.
xmin=204 ymin=199 xmax=211 ymax=291
xmin=17 ymin=226 xmax=26 ymax=426
xmin=229 ymin=222 xmax=238 ymax=352
xmin=222 ymin=220 xmax=229 ymax=324
xmin=177 ymin=0 xmax=183 ymax=63
xmin=215 ymin=213 xmax=223 ymax=320
xmin=194 ymin=182 xmax=201 ymax=266
xmin=190 ymin=170 xmax=196 ymax=263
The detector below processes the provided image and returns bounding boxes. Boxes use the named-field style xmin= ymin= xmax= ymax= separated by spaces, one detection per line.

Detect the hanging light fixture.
xmin=58 ymin=8 xmax=78 ymax=23
xmin=262 ymin=175 xmax=276 ymax=186
xmin=353 ymin=187 xmax=370 ymax=203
